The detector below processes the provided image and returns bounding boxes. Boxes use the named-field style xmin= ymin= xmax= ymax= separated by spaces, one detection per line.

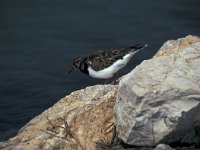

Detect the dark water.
xmin=0 ymin=0 xmax=200 ymax=141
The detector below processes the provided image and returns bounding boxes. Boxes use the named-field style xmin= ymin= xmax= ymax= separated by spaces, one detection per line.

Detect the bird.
xmin=68 ymin=44 xmax=147 ymax=82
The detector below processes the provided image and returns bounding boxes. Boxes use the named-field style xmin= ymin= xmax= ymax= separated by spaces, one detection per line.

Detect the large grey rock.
xmin=115 ymin=35 xmax=200 ymax=146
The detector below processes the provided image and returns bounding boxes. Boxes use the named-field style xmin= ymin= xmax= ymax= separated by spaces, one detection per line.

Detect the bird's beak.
xmin=68 ymin=65 xmax=77 ymax=73
xmin=68 ymin=68 xmax=73 ymax=73
xmin=68 ymin=66 xmax=74 ymax=73
xmin=68 ymin=69 xmax=72 ymax=73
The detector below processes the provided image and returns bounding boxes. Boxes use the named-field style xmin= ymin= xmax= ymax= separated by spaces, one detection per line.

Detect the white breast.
xmin=88 ymin=52 xmax=136 ymax=79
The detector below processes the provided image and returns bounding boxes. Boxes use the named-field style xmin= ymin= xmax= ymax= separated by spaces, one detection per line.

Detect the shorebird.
xmin=68 ymin=44 xmax=147 ymax=83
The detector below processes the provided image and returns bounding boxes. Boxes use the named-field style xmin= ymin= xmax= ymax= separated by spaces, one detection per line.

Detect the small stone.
xmin=154 ymin=144 xmax=175 ymax=150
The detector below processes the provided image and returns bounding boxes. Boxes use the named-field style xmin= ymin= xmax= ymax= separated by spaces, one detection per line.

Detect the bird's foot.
xmin=111 ymin=75 xmax=124 ymax=85
xmin=111 ymin=79 xmax=119 ymax=85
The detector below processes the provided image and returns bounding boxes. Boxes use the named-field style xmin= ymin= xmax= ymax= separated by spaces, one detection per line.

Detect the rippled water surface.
xmin=0 ymin=0 xmax=200 ymax=140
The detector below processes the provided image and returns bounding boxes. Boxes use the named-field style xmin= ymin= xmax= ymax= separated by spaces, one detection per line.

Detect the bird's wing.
xmin=87 ymin=44 xmax=146 ymax=71
xmin=87 ymin=48 xmax=125 ymax=71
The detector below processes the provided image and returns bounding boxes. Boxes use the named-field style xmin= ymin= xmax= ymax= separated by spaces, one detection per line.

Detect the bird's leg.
xmin=115 ymin=72 xmax=119 ymax=80
xmin=112 ymin=72 xmax=119 ymax=85
xmin=104 ymin=79 xmax=110 ymax=85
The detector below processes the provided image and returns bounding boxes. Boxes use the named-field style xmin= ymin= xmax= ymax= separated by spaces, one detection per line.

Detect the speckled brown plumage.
xmin=87 ymin=45 xmax=144 ymax=71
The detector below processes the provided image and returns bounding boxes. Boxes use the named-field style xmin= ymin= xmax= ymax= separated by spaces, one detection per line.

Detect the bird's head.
xmin=68 ymin=56 xmax=82 ymax=73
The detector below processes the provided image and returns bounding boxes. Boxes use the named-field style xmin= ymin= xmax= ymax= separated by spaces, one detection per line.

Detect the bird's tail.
xmin=123 ymin=44 xmax=148 ymax=53
xmin=129 ymin=44 xmax=148 ymax=50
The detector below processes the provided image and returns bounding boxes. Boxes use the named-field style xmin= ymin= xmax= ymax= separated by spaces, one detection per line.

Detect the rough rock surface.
xmin=0 ymin=85 xmax=117 ymax=150
xmin=116 ymin=35 xmax=200 ymax=146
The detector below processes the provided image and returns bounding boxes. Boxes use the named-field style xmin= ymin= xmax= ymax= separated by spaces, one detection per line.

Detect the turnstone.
xmin=68 ymin=44 xmax=147 ymax=80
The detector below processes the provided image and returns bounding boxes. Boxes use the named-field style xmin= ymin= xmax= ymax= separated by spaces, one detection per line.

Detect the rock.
xmin=154 ymin=144 xmax=175 ymax=150
xmin=115 ymin=35 xmax=200 ymax=146
xmin=0 ymin=85 xmax=117 ymax=150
